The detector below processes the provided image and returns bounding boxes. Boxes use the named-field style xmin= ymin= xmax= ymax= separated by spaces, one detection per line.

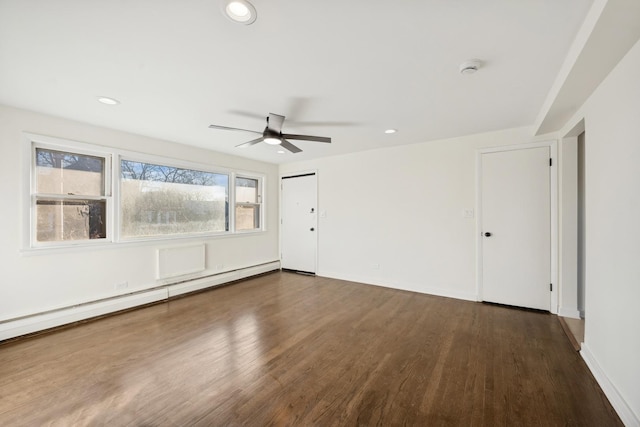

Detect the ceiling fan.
xmin=209 ymin=113 xmax=331 ymax=153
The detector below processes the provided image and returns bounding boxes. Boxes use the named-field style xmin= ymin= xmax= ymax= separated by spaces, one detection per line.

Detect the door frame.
xmin=475 ymin=141 xmax=558 ymax=313
xmin=279 ymin=169 xmax=319 ymax=273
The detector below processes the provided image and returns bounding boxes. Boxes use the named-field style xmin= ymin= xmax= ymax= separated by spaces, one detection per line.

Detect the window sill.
xmin=20 ymin=229 xmax=269 ymax=256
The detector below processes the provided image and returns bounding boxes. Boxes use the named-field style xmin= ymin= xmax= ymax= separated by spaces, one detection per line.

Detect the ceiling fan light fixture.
xmin=264 ymin=136 xmax=281 ymax=145
xmin=222 ymin=0 xmax=257 ymax=25
xmin=97 ymin=96 xmax=120 ymax=105
xmin=384 ymin=129 xmax=397 ymax=134
xmin=210 ymin=112 xmax=331 ymax=154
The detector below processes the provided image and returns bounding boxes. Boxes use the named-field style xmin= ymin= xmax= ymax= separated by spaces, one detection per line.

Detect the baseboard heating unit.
xmin=0 ymin=261 xmax=280 ymax=342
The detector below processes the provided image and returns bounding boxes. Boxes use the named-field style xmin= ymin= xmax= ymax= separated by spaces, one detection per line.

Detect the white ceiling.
xmin=0 ymin=0 xmax=593 ymax=164
xmin=535 ymin=0 xmax=640 ymax=135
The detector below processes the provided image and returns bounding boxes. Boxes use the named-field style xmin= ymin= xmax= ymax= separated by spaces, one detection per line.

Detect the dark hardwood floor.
xmin=0 ymin=272 xmax=621 ymax=426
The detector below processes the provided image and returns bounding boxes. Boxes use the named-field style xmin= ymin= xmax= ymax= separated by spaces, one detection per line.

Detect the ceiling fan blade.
xmin=280 ymin=139 xmax=302 ymax=153
xmin=236 ymin=137 xmax=264 ymax=148
xmin=267 ymin=113 xmax=285 ymax=133
xmin=282 ymin=133 xmax=331 ymax=143
xmin=209 ymin=124 xmax=262 ymax=135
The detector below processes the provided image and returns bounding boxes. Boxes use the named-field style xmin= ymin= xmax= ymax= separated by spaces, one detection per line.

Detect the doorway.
xmin=557 ymin=127 xmax=585 ymax=348
xmin=478 ymin=144 xmax=554 ymax=311
xmin=281 ymin=173 xmax=317 ymax=274
xmin=562 ymin=131 xmax=586 ymax=347
xmin=577 ymin=131 xmax=586 ymax=319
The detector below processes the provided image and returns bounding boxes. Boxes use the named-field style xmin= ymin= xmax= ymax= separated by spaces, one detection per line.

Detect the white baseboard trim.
xmin=581 ymin=343 xmax=639 ymax=427
xmin=317 ymin=270 xmax=478 ymax=302
xmin=167 ymin=261 xmax=281 ymax=297
xmin=168 ymin=271 xmax=238 ymax=297
xmin=0 ymin=289 xmax=167 ymax=342
xmin=0 ymin=261 xmax=280 ymax=342
xmin=238 ymin=261 xmax=281 ymax=280
xmin=558 ymin=307 xmax=582 ymax=319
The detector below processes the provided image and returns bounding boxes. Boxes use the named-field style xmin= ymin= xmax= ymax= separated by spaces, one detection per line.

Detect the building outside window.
xmin=27 ymin=135 xmax=265 ymax=249
xmin=235 ymin=176 xmax=261 ymax=231
xmin=120 ymin=159 xmax=229 ymax=238
xmin=33 ymin=147 xmax=109 ymax=243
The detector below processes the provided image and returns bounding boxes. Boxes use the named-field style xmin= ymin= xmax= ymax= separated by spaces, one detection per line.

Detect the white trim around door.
xmin=280 ymin=170 xmax=319 ymax=274
xmin=476 ymin=141 xmax=558 ymax=313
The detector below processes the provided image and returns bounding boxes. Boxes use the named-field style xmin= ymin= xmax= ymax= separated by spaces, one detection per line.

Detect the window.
xmin=33 ymin=147 xmax=109 ymax=244
xmin=235 ymin=176 xmax=262 ymax=231
xmin=26 ymin=134 xmax=265 ymax=249
xmin=120 ymin=159 xmax=229 ymax=238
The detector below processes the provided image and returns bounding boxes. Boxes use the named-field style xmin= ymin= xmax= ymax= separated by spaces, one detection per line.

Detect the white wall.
xmin=559 ymin=136 xmax=580 ymax=318
xmin=280 ymin=126 xmax=534 ymax=301
xmin=0 ymin=105 xmax=279 ymax=322
xmin=568 ymin=37 xmax=640 ymax=424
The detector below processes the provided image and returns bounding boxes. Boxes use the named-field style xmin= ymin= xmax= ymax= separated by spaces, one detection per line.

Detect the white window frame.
xmin=234 ymin=173 xmax=264 ymax=233
xmin=22 ymin=133 xmax=267 ymax=253
xmin=25 ymin=134 xmax=113 ymax=249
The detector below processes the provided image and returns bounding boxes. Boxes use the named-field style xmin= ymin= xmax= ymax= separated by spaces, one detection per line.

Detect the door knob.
xmin=484 ymin=232 xmax=492 ymax=237
xmin=310 ymin=228 xmax=315 ymax=231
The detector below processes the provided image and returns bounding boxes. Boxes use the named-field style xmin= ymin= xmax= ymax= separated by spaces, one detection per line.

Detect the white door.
xmin=281 ymin=173 xmax=317 ymax=274
xmin=481 ymin=147 xmax=551 ymax=310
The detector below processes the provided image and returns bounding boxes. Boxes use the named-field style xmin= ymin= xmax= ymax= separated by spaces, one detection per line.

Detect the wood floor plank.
xmin=0 ymin=272 xmax=622 ymax=426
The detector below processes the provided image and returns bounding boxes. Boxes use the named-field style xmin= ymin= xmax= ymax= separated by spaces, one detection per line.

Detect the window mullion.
xmin=112 ymin=154 xmax=121 ymax=243
xmin=230 ymin=172 xmax=236 ymax=232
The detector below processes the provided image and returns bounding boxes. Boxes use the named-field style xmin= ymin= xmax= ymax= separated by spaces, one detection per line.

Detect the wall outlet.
xmin=371 ymin=262 xmax=380 ymax=270
xmin=115 ymin=281 xmax=129 ymax=290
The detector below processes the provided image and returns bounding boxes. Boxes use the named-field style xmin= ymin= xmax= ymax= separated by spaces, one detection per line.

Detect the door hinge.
xmin=549 ymin=158 xmax=553 ymax=166
xmin=550 ymin=283 xmax=553 ymax=291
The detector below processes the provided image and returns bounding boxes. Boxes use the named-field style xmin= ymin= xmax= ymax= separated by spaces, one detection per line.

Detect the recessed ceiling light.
xmin=97 ymin=96 xmax=120 ymax=105
xmin=222 ymin=0 xmax=257 ymax=25
xmin=385 ymin=129 xmax=397 ymax=134
xmin=277 ymin=150 xmax=286 ymax=154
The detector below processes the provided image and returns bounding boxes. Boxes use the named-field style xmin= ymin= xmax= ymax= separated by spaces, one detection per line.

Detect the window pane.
xmin=236 ymin=204 xmax=260 ymax=230
xmin=36 ymin=200 xmax=106 ymax=242
xmin=120 ymin=160 xmax=229 ymax=237
xmin=36 ymin=148 xmax=104 ymax=196
xmin=236 ymin=177 xmax=258 ymax=203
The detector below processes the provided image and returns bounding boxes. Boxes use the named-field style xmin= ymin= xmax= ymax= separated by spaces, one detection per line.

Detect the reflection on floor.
xmin=559 ymin=316 xmax=585 ymax=351
xmin=0 ymin=273 xmax=622 ymax=426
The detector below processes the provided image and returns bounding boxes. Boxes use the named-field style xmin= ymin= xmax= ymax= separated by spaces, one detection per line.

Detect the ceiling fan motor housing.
xmin=263 ymin=128 xmax=282 ymax=144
